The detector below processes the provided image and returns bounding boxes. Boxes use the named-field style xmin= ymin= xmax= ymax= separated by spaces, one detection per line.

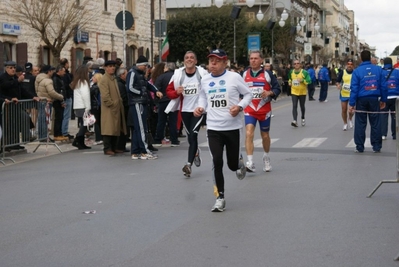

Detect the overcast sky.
xmin=344 ymin=0 xmax=398 ymax=57
xmin=166 ymin=0 xmax=398 ymax=57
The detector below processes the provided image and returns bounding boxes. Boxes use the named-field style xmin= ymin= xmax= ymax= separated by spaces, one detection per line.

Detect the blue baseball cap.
xmin=207 ymin=49 xmax=227 ymax=59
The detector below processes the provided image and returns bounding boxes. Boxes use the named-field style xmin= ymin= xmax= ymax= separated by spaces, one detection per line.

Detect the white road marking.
xmin=346 ymin=138 xmax=372 ymax=148
xmin=293 ymin=138 xmax=327 ymax=148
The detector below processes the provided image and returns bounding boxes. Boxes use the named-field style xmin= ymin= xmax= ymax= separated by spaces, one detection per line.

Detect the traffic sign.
xmin=115 ymin=11 xmax=134 ymax=30
xmin=304 ymin=42 xmax=312 ymax=55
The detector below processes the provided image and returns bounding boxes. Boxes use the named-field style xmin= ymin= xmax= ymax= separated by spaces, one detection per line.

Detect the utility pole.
xmin=158 ymin=0 xmax=162 ymax=63
xmin=150 ymin=0 xmax=155 ymax=65
xmin=122 ymin=0 xmax=126 ymax=64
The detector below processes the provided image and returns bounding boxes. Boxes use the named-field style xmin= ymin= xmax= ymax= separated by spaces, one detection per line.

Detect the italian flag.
xmin=161 ymin=36 xmax=169 ymax=60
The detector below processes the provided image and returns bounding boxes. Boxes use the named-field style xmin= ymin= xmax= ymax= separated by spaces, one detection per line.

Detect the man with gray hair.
xmin=153 ymin=62 xmax=178 ymax=147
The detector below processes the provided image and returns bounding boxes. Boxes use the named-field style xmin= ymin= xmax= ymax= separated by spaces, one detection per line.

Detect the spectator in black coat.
xmin=116 ymin=67 xmax=129 ymax=151
xmin=153 ymin=62 xmax=178 ymax=146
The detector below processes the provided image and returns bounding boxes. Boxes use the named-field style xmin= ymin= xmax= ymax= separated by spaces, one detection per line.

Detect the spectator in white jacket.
xmin=71 ymin=65 xmax=91 ymax=149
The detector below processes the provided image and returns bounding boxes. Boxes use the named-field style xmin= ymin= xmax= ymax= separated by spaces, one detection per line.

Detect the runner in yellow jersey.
xmin=336 ymin=59 xmax=354 ymax=131
xmin=288 ymin=60 xmax=312 ymax=127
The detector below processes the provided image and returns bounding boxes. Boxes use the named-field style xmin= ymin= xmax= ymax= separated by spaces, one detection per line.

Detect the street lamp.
xmin=314 ymin=22 xmax=321 ymax=38
xmin=256 ymin=9 xmax=264 ymax=21
xmin=256 ymin=0 xmax=289 ymax=64
xmin=215 ymin=0 xmax=256 ymax=63
xmin=300 ymin=17 xmax=306 ymax=27
xmin=278 ymin=18 xmax=285 ymax=27
xmin=314 ymin=22 xmax=320 ymax=32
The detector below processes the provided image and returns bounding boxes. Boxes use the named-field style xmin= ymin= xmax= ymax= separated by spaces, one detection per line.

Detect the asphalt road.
xmin=1 ymin=86 xmax=399 ymax=267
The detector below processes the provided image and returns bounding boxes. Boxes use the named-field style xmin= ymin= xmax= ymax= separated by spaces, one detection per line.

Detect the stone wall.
xmin=0 ymin=0 xmax=166 ymax=71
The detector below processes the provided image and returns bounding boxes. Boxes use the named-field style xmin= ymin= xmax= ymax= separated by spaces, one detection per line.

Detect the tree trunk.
xmin=51 ymin=49 xmax=61 ymax=66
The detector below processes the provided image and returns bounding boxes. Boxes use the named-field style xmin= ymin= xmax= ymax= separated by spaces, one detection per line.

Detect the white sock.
xmin=247 ymin=155 xmax=253 ymax=163
xmin=264 ymin=152 xmax=269 ymax=157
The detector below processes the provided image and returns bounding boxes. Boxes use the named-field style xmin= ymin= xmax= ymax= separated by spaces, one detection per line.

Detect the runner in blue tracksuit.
xmin=349 ymin=50 xmax=387 ymax=153
xmin=318 ymin=64 xmax=330 ymax=102
xmin=307 ymin=64 xmax=316 ymax=101
xmin=380 ymin=57 xmax=399 ymax=140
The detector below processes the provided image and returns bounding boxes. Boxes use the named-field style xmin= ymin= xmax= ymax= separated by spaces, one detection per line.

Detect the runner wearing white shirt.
xmin=194 ymin=49 xmax=252 ymax=212
xmin=166 ymin=51 xmax=209 ymax=178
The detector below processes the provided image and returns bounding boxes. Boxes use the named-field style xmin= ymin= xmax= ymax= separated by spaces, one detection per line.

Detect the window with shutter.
xmin=84 ymin=48 xmax=91 ymax=58
xmin=127 ymin=0 xmax=135 ymax=30
xmin=104 ymin=51 xmax=110 ymax=61
xmin=111 ymin=51 xmax=117 ymax=61
xmin=245 ymin=12 xmax=255 ymax=20
xmin=16 ymin=43 xmax=28 ymax=67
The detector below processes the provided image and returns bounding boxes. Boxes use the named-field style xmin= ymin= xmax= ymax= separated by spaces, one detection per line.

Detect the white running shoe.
xmin=193 ymin=148 xmax=201 ymax=167
xmin=246 ymin=161 xmax=256 ymax=172
xmin=291 ymin=120 xmax=298 ymax=127
xmin=348 ymin=120 xmax=353 ymax=129
xmin=182 ymin=163 xmax=191 ymax=177
xmin=301 ymin=119 xmax=306 ymax=126
xmin=140 ymin=153 xmax=158 ymax=160
xmin=236 ymin=155 xmax=246 ymax=180
xmin=263 ymin=155 xmax=272 ymax=172
xmin=211 ymin=198 xmax=226 ymax=212
xmin=343 ymin=124 xmax=348 ymax=131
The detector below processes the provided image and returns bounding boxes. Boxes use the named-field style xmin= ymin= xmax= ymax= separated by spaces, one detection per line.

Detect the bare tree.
xmin=273 ymin=26 xmax=293 ymax=65
xmin=5 ymin=0 xmax=95 ymax=65
xmin=318 ymin=48 xmax=333 ymax=65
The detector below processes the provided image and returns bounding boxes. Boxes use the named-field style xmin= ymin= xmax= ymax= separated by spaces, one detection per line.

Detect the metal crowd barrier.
xmin=368 ymin=97 xmax=399 ymax=197
xmin=365 ymin=98 xmax=399 ymax=262
xmin=1 ymin=99 xmax=62 ymax=165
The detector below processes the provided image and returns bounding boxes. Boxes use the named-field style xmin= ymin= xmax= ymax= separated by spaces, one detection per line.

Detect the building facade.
xmin=167 ymin=0 xmax=364 ymax=67
xmin=0 ymin=0 xmax=166 ymax=72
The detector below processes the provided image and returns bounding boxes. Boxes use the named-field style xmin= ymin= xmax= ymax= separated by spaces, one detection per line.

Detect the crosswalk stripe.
xmin=199 ymin=141 xmax=208 ymax=147
xmin=293 ymin=138 xmax=327 ymax=148
xmin=199 ymin=138 xmax=280 ymax=148
xmin=253 ymin=138 xmax=279 ymax=147
xmin=199 ymin=137 xmax=375 ymax=149
xmin=346 ymin=138 xmax=372 ymax=148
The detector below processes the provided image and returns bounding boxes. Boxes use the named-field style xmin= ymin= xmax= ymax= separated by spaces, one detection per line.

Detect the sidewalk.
xmin=0 ymin=119 xmax=82 ymax=167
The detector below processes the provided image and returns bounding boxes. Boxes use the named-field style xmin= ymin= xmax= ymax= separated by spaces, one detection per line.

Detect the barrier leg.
xmin=367 ymin=99 xmax=399 ymax=197
xmin=32 ymin=102 xmax=63 ymax=154
xmin=367 ymin=180 xmax=399 ymax=198
xmin=32 ymin=138 xmax=63 ymax=154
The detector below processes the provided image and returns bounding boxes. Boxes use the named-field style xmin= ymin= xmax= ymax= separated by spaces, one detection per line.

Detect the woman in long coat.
xmin=98 ymin=60 xmax=127 ymax=155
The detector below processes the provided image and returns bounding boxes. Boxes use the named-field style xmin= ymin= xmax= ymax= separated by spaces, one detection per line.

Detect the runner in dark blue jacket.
xmin=349 ymin=50 xmax=387 ymax=153
xmin=380 ymin=57 xmax=399 ymax=140
xmin=306 ymin=64 xmax=316 ymax=101
xmin=318 ymin=64 xmax=330 ymax=102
